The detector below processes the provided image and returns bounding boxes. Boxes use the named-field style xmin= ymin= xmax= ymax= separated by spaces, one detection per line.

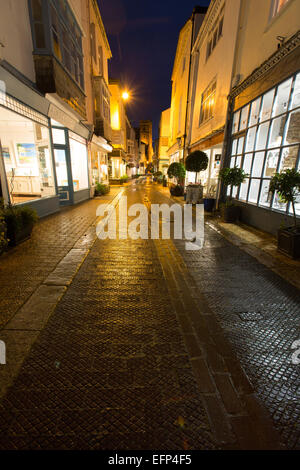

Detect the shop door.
xmin=53 ymin=147 xmax=73 ymax=206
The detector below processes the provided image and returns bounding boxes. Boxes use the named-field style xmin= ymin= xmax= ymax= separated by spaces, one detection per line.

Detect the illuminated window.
xmin=270 ymin=0 xmax=290 ymax=19
xmin=199 ymin=81 xmax=216 ymax=125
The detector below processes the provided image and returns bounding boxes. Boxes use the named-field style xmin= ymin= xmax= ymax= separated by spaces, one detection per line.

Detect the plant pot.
xmin=170 ymin=184 xmax=184 ymax=197
xmin=7 ymin=223 xmax=34 ymax=246
xmin=203 ymin=198 xmax=215 ymax=212
xmin=277 ymin=227 xmax=300 ymax=259
xmin=221 ymin=205 xmax=240 ymax=223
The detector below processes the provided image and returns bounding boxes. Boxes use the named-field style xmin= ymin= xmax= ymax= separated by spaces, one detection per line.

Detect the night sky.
xmin=98 ymin=0 xmax=211 ymax=140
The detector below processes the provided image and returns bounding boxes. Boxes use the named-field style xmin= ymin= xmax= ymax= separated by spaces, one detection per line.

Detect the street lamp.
xmin=122 ymin=91 xmax=130 ymax=101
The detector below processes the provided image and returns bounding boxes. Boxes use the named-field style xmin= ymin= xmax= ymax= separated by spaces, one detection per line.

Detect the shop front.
xmin=0 ymin=97 xmax=59 ymax=217
xmin=90 ymin=135 xmax=112 ymax=190
xmin=108 ymin=149 xmax=127 ymax=179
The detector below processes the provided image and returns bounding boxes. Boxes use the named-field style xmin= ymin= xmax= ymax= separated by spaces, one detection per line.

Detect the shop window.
xmin=230 ymin=157 xmax=236 ymax=168
xmin=255 ymin=122 xmax=269 ymax=150
xmin=52 ymin=128 xmax=65 ymax=145
xmin=69 ymin=133 xmax=89 ymax=191
xmin=260 ymin=89 xmax=275 ymax=122
xmin=235 ymin=156 xmax=242 ymax=168
xmin=290 ymin=73 xmax=300 ymax=110
xmin=231 ymin=138 xmax=238 ymax=155
xmin=284 ymin=110 xmax=300 ymax=145
xmin=268 ymin=115 xmax=286 ymax=148
xmin=243 ymin=153 xmax=253 ymax=174
xmin=248 ymin=179 xmax=260 ymax=203
xmin=232 ymin=72 xmax=300 ymax=213
xmin=251 ymin=152 xmax=265 ymax=177
xmin=0 ymin=107 xmax=55 ymax=205
xmin=278 ymin=145 xmax=299 ymax=171
xmin=239 ymin=178 xmax=249 ymax=201
xmin=245 ymin=126 xmax=257 ymax=152
xmin=239 ymin=105 xmax=249 ymax=131
xmin=249 ymin=98 xmax=261 ymax=127
xmin=264 ymin=149 xmax=280 ymax=177
xmin=232 ymin=111 xmax=240 ymax=134
xmin=237 ymin=136 xmax=244 ymax=154
xmin=259 ymin=180 xmax=271 ymax=207
xmin=272 ymin=78 xmax=292 ymax=117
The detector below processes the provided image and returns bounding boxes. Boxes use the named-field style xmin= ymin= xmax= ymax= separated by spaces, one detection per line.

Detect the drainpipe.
xmin=216 ymin=0 xmax=244 ymax=209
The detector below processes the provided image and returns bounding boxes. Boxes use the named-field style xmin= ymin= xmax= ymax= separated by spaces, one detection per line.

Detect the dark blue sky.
xmin=98 ymin=0 xmax=211 ymax=139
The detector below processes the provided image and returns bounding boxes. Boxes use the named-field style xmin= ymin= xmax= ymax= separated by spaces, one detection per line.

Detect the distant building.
xmin=139 ymin=120 xmax=153 ymax=172
xmin=108 ymin=79 xmax=128 ymax=178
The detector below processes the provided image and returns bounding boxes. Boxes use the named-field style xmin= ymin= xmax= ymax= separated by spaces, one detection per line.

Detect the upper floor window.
xmin=199 ymin=80 xmax=216 ymax=125
xmin=90 ymin=22 xmax=97 ymax=63
xmin=29 ymin=0 xmax=84 ymax=89
xmin=206 ymin=7 xmax=224 ymax=60
xmin=270 ymin=0 xmax=290 ymax=19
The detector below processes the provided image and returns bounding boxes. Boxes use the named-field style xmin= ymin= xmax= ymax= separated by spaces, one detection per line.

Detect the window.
xmin=206 ymin=8 xmax=224 ymax=60
xmin=270 ymin=0 xmax=290 ymax=19
xmin=31 ymin=0 xmax=46 ymax=48
xmin=182 ymin=57 xmax=186 ymax=75
xmin=69 ymin=132 xmax=89 ymax=191
xmin=98 ymin=46 xmax=103 ymax=75
xmin=90 ymin=23 xmax=97 ymax=63
xmin=231 ymin=72 xmax=300 ymax=214
xmin=199 ymin=81 xmax=216 ymax=125
xmin=30 ymin=0 xmax=84 ymax=89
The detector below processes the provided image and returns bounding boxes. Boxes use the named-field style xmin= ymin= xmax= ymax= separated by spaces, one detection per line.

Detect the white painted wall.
xmin=234 ymin=0 xmax=300 ymax=83
xmin=189 ymin=0 xmax=241 ymax=147
xmin=0 ymin=0 xmax=35 ymax=82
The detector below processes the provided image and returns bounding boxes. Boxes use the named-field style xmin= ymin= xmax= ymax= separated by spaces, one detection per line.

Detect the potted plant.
xmin=269 ymin=168 xmax=300 ymax=259
xmin=218 ymin=167 xmax=248 ymax=222
xmin=167 ymin=162 xmax=186 ymax=196
xmin=185 ymin=151 xmax=208 ymax=204
xmin=3 ymin=204 xmax=38 ymax=246
xmin=203 ymin=187 xmax=216 ymax=212
xmin=94 ymin=182 xmax=110 ymax=196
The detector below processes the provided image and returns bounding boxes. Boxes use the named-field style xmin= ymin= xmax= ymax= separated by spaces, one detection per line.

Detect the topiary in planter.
xmin=269 ymin=168 xmax=300 ymax=258
xmin=185 ymin=150 xmax=208 ymax=183
xmin=167 ymin=163 xmax=186 ymax=195
xmin=94 ymin=182 xmax=110 ymax=196
xmin=218 ymin=167 xmax=248 ymax=223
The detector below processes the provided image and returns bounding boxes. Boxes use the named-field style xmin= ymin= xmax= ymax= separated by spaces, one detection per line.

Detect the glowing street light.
xmin=122 ymin=91 xmax=130 ymax=101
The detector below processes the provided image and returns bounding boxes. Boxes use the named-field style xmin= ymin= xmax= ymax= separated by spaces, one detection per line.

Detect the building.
xmin=83 ymin=0 xmax=113 ymax=191
xmin=167 ymin=7 xmax=207 ymax=167
xmin=186 ymin=0 xmax=240 ymax=193
xmin=0 ymin=0 xmax=113 ymax=215
xmin=223 ymin=0 xmax=300 ymax=234
xmin=108 ymin=79 xmax=128 ymax=179
xmin=138 ymin=120 xmax=153 ymax=172
xmin=126 ymin=117 xmax=139 ymax=176
xmin=158 ymin=107 xmax=171 ymax=174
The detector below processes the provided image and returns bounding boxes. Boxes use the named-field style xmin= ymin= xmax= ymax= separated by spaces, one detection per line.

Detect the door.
xmin=53 ymin=148 xmax=73 ymax=205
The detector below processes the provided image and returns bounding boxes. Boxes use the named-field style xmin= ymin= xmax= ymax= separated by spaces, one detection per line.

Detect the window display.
xmin=0 ymin=107 xmax=55 ymax=204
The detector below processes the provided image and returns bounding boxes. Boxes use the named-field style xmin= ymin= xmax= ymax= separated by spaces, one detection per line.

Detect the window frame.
xmin=199 ymin=80 xmax=217 ymax=126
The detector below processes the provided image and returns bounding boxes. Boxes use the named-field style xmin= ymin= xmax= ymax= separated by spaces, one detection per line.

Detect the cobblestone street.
xmin=0 ymin=181 xmax=299 ymax=450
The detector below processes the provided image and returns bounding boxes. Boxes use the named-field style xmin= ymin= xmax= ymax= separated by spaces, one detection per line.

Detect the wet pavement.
xmin=0 ymin=180 xmax=299 ymax=449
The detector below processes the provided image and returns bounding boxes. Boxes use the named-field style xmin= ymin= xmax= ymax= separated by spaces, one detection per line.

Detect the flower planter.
xmin=203 ymin=198 xmax=215 ymax=212
xmin=170 ymin=184 xmax=184 ymax=197
xmin=221 ymin=205 xmax=240 ymax=223
xmin=277 ymin=227 xmax=300 ymax=259
xmin=186 ymin=185 xmax=203 ymax=204
xmin=7 ymin=223 xmax=34 ymax=246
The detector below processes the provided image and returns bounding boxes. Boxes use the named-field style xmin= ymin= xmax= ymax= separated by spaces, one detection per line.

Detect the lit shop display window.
xmin=69 ymin=132 xmax=89 ymax=191
xmin=230 ymin=72 xmax=300 ymax=216
xmin=0 ymin=107 xmax=55 ymax=204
